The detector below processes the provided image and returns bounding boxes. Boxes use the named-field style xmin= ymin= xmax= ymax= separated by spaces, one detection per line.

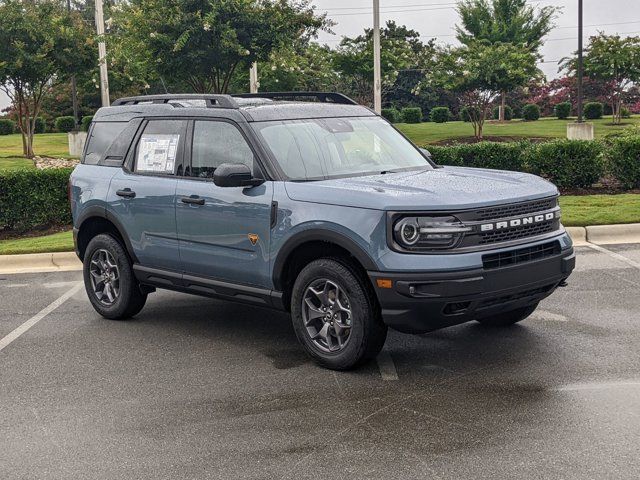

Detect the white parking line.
xmin=0 ymin=282 xmax=83 ymax=353
xmin=586 ymin=243 xmax=640 ymax=270
xmin=376 ymin=348 xmax=399 ymax=381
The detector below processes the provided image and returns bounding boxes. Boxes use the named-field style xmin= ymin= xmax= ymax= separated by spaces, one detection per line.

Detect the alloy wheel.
xmin=89 ymin=249 xmax=120 ymax=306
xmin=301 ymin=279 xmax=352 ymax=353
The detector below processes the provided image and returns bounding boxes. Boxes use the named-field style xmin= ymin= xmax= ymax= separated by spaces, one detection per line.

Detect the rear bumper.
xmin=368 ymin=247 xmax=575 ymax=333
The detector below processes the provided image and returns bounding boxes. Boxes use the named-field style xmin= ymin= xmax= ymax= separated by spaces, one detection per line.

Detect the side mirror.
xmin=213 ymin=163 xmax=264 ymax=188
xmin=419 ymin=147 xmax=432 ymax=160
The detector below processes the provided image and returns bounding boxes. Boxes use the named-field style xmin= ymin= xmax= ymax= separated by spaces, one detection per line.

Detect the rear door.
xmin=175 ymin=119 xmax=273 ymax=288
xmin=107 ymin=119 xmax=187 ymax=271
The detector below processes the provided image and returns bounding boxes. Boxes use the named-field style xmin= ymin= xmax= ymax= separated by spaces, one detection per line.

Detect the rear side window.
xmin=83 ymin=122 xmax=127 ymax=165
xmin=134 ymin=120 xmax=187 ymax=175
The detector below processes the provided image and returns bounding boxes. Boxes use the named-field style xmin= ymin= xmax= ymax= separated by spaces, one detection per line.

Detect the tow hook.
xmin=559 ymin=280 xmax=569 ymax=287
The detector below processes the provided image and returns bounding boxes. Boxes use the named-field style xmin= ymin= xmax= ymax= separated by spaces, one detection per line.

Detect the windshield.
xmin=251 ymin=116 xmax=431 ymax=180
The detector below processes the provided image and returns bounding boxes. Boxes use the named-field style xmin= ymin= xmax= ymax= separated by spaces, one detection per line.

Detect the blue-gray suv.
xmin=70 ymin=92 xmax=575 ymax=370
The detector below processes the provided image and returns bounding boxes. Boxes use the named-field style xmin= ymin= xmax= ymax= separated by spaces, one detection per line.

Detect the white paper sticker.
xmin=136 ymin=134 xmax=180 ymax=173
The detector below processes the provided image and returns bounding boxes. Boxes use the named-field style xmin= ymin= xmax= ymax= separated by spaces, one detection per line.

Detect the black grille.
xmin=482 ymin=241 xmax=561 ymax=270
xmin=474 ymin=197 xmax=558 ymax=221
xmin=477 ymin=221 xmax=558 ymax=245
xmin=478 ymin=284 xmax=556 ymax=309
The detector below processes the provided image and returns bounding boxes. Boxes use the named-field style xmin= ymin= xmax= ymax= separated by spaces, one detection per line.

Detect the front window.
xmin=251 ymin=116 xmax=431 ymax=180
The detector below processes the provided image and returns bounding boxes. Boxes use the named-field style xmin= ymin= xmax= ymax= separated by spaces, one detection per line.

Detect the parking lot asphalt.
xmin=1 ymin=244 xmax=639 ymax=480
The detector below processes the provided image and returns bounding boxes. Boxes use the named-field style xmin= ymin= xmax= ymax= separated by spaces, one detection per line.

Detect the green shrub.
xmin=401 ymin=107 xmax=422 ymax=123
xmin=426 ymin=145 xmax=463 ymax=166
xmin=525 ymin=139 xmax=604 ymax=188
xmin=429 ymin=107 xmax=450 ymax=124
xmin=554 ymin=102 xmax=572 ymax=120
xmin=522 ymin=104 xmax=540 ymax=121
xmin=457 ymin=141 xmax=529 ymax=172
xmin=492 ymin=105 xmax=513 ymax=121
xmin=621 ymin=107 xmax=631 ymax=119
xmin=584 ymin=102 xmax=603 ymax=120
xmin=0 ymin=119 xmax=15 ymax=135
xmin=460 ymin=106 xmax=481 ymax=122
xmin=512 ymin=105 xmax=522 ymax=119
xmin=55 ymin=116 xmax=76 ymax=133
xmin=33 ymin=117 xmax=46 ymax=134
xmin=0 ymin=168 xmax=73 ymax=232
xmin=81 ymin=115 xmax=93 ymax=132
xmin=381 ymin=108 xmax=402 ymax=123
xmin=607 ymin=135 xmax=640 ymax=188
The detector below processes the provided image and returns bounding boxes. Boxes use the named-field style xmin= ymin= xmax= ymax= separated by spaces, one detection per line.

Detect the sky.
xmin=1 ymin=0 xmax=639 ymax=110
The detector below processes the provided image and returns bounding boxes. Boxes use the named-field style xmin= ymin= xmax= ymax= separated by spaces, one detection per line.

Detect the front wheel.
xmin=83 ymin=234 xmax=147 ymax=320
xmin=476 ymin=303 xmax=538 ymax=327
xmin=290 ymin=258 xmax=387 ymax=370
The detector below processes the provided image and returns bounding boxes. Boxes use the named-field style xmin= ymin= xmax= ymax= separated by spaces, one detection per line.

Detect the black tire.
xmin=83 ymin=233 xmax=147 ymax=320
xmin=476 ymin=303 xmax=538 ymax=327
xmin=291 ymin=258 xmax=387 ymax=370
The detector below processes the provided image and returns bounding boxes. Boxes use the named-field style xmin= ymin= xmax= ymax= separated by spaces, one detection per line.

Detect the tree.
xmin=431 ymin=42 xmax=539 ymax=139
xmin=109 ymin=0 xmax=329 ymax=94
xmin=563 ymin=34 xmax=640 ymax=125
xmin=455 ymin=0 xmax=558 ymax=120
xmin=333 ymin=21 xmax=428 ymax=106
xmin=0 ymin=0 xmax=94 ymax=157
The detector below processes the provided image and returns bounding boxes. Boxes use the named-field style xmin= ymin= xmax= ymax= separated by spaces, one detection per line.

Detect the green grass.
xmin=0 ymin=133 xmax=73 ymax=170
xmin=560 ymin=194 xmax=640 ymax=227
xmin=0 ymin=230 xmax=74 ymax=255
xmin=398 ymin=116 xmax=640 ymax=145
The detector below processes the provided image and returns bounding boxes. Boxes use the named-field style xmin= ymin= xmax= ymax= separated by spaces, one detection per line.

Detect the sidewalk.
xmin=1 ymin=223 xmax=640 ymax=275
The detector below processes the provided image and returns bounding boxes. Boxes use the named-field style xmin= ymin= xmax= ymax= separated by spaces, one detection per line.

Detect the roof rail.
xmin=112 ymin=94 xmax=239 ymax=109
xmin=232 ymin=92 xmax=358 ymax=105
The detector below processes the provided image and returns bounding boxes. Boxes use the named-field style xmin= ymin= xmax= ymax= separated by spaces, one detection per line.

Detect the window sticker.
xmin=136 ymin=134 xmax=180 ymax=173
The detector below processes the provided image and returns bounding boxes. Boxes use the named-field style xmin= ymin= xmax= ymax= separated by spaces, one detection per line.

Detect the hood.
xmin=284 ymin=166 xmax=558 ymax=211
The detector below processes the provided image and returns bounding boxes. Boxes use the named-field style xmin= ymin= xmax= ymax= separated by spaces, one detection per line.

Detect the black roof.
xmin=95 ymin=92 xmax=375 ymax=123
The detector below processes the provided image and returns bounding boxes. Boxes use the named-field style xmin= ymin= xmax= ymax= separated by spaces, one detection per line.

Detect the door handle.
xmin=116 ymin=188 xmax=136 ymax=198
xmin=181 ymin=195 xmax=205 ymax=206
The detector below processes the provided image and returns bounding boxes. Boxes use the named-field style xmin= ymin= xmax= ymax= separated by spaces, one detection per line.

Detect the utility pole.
xmin=95 ymin=0 xmax=110 ymax=107
xmin=250 ymin=63 xmax=259 ymax=93
xmin=576 ymin=0 xmax=583 ymax=123
xmin=66 ymin=0 xmax=79 ymax=127
xmin=372 ymin=0 xmax=382 ymax=114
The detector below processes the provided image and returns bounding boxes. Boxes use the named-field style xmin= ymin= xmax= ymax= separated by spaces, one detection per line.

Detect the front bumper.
xmin=368 ymin=246 xmax=575 ymax=333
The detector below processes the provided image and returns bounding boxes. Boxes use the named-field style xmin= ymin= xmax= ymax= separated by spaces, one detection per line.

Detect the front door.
xmin=107 ymin=119 xmax=187 ymax=271
xmin=176 ymin=119 xmax=273 ymax=288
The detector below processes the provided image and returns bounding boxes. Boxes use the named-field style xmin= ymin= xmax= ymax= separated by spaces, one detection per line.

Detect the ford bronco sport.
xmin=70 ymin=92 xmax=575 ymax=370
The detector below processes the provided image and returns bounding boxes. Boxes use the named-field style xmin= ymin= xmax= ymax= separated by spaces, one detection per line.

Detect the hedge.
xmin=522 ymin=104 xmax=540 ymax=121
xmin=430 ymin=107 xmax=450 ymax=123
xmin=0 ymin=119 xmax=15 ymax=135
xmin=34 ymin=117 xmax=46 ymax=134
xmin=427 ymin=139 xmax=607 ymax=189
xmin=81 ymin=115 xmax=93 ymax=132
xmin=0 ymin=168 xmax=73 ymax=232
xmin=381 ymin=108 xmax=402 ymax=123
xmin=584 ymin=102 xmax=603 ymax=120
xmin=460 ymin=106 xmax=480 ymax=122
xmin=607 ymin=135 xmax=640 ymax=188
xmin=55 ymin=116 xmax=76 ymax=133
xmin=554 ymin=102 xmax=571 ymax=120
xmin=401 ymin=107 xmax=422 ymax=123
xmin=492 ymin=105 xmax=513 ymax=121
xmin=525 ymin=140 xmax=604 ymax=189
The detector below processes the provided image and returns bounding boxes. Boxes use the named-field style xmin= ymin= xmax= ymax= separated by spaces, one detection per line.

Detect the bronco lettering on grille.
xmin=480 ymin=212 xmax=556 ymax=232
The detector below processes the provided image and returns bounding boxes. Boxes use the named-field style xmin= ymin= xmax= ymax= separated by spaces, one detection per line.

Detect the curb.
xmin=0 ymin=252 xmax=81 ymax=275
xmin=1 ymin=223 xmax=639 ymax=275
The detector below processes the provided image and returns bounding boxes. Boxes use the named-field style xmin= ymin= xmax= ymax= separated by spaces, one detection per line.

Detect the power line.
xmin=320 ymin=0 xmax=570 ymax=12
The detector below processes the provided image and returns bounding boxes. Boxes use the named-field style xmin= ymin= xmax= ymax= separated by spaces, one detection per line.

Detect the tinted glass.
xmin=191 ymin=121 xmax=255 ymax=179
xmin=83 ymin=122 xmax=127 ymax=165
xmin=252 ymin=117 xmax=431 ymax=180
xmin=135 ymin=120 xmax=186 ymax=175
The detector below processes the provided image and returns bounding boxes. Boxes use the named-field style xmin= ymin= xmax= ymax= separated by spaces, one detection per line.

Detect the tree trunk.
xmin=499 ymin=91 xmax=506 ymax=122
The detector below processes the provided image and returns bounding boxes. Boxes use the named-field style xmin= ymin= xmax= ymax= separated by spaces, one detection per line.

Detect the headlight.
xmin=392 ymin=215 xmax=471 ymax=250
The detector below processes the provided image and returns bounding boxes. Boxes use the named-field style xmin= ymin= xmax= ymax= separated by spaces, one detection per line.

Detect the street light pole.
xmin=95 ymin=0 xmax=110 ymax=107
xmin=576 ymin=0 xmax=583 ymax=123
xmin=250 ymin=62 xmax=259 ymax=93
xmin=372 ymin=0 xmax=382 ymax=114
xmin=66 ymin=0 xmax=79 ymax=127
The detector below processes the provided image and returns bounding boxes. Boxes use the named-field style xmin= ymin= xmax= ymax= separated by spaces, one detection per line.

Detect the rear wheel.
xmin=476 ymin=303 xmax=538 ymax=327
xmin=291 ymin=258 xmax=387 ymax=370
xmin=83 ymin=234 xmax=147 ymax=320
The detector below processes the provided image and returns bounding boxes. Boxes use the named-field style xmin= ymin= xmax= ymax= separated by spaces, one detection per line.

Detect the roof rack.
xmin=232 ymin=92 xmax=358 ymax=105
xmin=112 ymin=94 xmax=239 ymax=109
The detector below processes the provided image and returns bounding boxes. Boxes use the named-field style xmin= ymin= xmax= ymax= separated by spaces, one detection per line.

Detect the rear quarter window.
xmin=83 ymin=122 xmax=128 ymax=165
